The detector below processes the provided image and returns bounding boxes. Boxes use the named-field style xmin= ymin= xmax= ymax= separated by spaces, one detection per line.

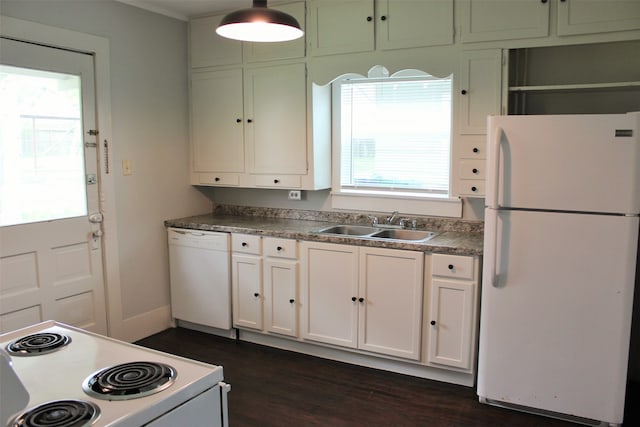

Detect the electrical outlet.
xmin=288 ymin=190 xmax=301 ymax=200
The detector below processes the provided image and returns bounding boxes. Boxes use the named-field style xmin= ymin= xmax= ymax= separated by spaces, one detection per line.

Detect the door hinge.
xmin=88 ymin=129 xmax=99 ymax=136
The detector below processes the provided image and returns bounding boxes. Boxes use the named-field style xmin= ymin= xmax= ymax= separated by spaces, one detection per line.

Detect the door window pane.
xmin=0 ymin=65 xmax=87 ymax=226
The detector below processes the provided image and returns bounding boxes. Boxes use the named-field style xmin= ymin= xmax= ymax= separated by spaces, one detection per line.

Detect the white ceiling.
xmin=116 ymin=0 xmax=253 ymax=21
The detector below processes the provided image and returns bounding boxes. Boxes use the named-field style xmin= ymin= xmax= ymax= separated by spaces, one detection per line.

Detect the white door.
xmin=0 ymin=38 xmax=107 ymax=334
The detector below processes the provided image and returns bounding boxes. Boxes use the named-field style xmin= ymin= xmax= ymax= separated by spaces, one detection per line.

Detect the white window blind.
xmin=338 ymin=73 xmax=452 ymax=196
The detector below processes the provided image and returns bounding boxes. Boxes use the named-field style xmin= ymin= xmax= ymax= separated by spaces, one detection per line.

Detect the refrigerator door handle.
xmin=485 ymin=208 xmax=500 ymax=288
xmin=487 ymin=125 xmax=503 ymax=209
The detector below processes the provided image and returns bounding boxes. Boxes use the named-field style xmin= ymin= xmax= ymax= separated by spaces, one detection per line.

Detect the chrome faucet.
xmin=385 ymin=210 xmax=399 ymax=225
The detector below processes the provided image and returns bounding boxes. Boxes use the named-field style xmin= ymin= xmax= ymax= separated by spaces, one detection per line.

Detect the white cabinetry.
xmin=189 ymin=14 xmax=242 ymax=68
xmin=231 ymin=234 xmax=263 ymax=330
xmin=300 ymin=241 xmax=424 ymax=361
xmin=308 ymin=0 xmax=453 ymax=56
xmin=557 ymin=0 xmax=640 ymax=36
xmin=263 ymin=237 xmax=299 ymax=337
xmin=190 ymin=63 xmax=319 ymax=189
xmin=427 ymin=254 xmax=480 ymax=370
xmin=459 ymin=0 xmax=549 ymax=43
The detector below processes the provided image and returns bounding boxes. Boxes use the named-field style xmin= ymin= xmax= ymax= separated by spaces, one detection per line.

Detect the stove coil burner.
xmin=6 ymin=333 xmax=71 ymax=356
xmin=11 ymin=399 xmax=100 ymax=427
xmin=82 ymin=361 xmax=176 ymax=400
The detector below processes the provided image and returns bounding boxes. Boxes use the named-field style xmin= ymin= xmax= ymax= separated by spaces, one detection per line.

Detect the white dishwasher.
xmin=168 ymin=227 xmax=231 ymax=330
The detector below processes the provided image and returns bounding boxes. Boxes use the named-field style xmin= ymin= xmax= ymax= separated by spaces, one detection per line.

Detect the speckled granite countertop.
xmin=165 ymin=206 xmax=483 ymax=256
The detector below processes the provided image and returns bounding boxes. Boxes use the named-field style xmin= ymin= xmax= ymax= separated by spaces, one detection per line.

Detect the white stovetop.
xmin=0 ymin=321 xmax=224 ymax=426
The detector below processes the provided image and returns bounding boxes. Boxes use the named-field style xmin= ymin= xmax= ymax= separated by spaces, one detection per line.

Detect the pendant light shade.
xmin=216 ymin=0 xmax=304 ymax=43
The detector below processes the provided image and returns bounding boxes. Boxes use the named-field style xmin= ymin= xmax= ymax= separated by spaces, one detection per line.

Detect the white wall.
xmin=0 ymin=0 xmax=211 ymax=340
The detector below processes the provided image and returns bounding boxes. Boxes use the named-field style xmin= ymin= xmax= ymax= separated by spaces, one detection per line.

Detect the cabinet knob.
xmin=430 ymin=320 xmax=436 ymax=326
xmin=471 ymin=186 xmax=478 ymax=192
xmin=541 ymin=0 xmax=548 ymax=3
xmin=448 ymin=264 xmax=454 ymax=270
xmin=214 ymin=177 xmax=221 ymax=182
xmin=473 ymin=147 xmax=479 ymax=153
xmin=276 ymin=246 xmax=283 ymax=251
xmin=274 ymin=179 xmax=280 ymax=184
xmin=352 ymin=296 xmax=357 ymax=302
xmin=358 ymin=297 xmax=364 ymax=303
xmin=242 ymin=242 xmax=248 ymax=247
xmin=380 ymin=15 xmax=387 ymax=21
xmin=247 ymin=119 xmax=253 ymax=123
xmin=236 ymin=118 xmax=242 ymax=123
xmin=461 ymin=89 xmax=467 ymax=95
xmin=366 ymin=16 xmax=372 ymax=22
xmin=289 ymin=299 xmax=295 ymax=304
xmin=254 ymin=292 xmax=260 ymax=297
xmin=472 ymin=168 xmax=479 ymax=174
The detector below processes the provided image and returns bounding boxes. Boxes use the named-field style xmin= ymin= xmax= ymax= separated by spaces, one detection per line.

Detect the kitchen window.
xmin=330 ymin=66 xmax=461 ymax=217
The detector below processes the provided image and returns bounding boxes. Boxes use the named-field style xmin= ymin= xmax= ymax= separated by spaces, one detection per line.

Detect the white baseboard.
xmin=118 ymin=305 xmax=173 ymax=343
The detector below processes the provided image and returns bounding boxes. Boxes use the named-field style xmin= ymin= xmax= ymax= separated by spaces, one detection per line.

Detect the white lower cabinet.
xmin=426 ymin=253 xmax=480 ymax=371
xmin=300 ymin=241 xmax=424 ymax=361
xmin=231 ymin=234 xmax=263 ymax=330
xmin=263 ymin=238 xmax=299 ymax=338
xmin=232 ymin=234 xmax=300 ymax=337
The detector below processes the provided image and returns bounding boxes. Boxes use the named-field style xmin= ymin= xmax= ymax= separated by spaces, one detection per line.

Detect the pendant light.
xmin=216 ymin=0 xmax=304 ymax=43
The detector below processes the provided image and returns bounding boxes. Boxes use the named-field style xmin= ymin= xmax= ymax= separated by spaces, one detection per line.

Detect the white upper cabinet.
xmin=376 ymin=0 xmax=453 ymax=50
xmin=189 ymin=14 xmax=242 ymax=68
xmin=557 ymin=0 xmax=640 ymax=35
xmin=460 ymin=0 xmax=550 ymax=43
xmin=245 ymin=63 xmax=307 ymax=179
xmin=308 ymin=0 xmax=375 ymax=56
xmin=190 ymin=69 xmax=245 ymax=180
xmin=308 ymin=0 xmax=453 ymax=56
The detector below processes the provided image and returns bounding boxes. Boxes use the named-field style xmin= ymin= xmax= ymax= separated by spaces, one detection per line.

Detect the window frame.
xmin=330 ymin=67 xmax=462 ymax=218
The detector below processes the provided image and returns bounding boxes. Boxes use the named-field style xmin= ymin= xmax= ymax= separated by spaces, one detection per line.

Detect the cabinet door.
xmin=358 ymin=248 xmax=424 ymax=360
xmin=232 ymin=254 xmax=263 ymax=330
xmin=191 ymin=69 xmax=245 ymax=173
xmin=428 ymin=278 xmax=474 ymax=370
xmin=376 ymin=0 xmax=453 ymax=50
xmin=245 ymin=2 xmax=306 ymax=62
xmin=190 ymin=14 xmax=242 ymax=68
xmin=300 ymin=242 xmax=359 ymax=348
xmin=308 ymin=0 xmax=374 ymax=56
xmin=459 ymin=0 xmax=549 ymax=43
xmin=264 ymin=258 xmax=299 ymax=337
xmin=458 ymin=50 xmax=502 ymax=135
xmin=244 ymin=63 xmax=307 ymax=176
xmin=557 ymin=0 xmax=640 ymax=35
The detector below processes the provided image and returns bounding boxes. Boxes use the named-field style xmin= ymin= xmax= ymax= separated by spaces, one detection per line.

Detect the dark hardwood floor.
xmin=136 ymin=327 xmax=638 ymax=427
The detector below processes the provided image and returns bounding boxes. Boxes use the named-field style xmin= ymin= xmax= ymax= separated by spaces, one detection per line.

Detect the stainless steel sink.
xmin=314 ymin=225 xmax=381 ymax=236
xmin=314 ymin=225 xmax=438 ymax=242
xmin=369 ymin=229 xmax=437 ymax=242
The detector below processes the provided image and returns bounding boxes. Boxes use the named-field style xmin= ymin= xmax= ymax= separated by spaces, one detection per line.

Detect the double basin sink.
xmin=314 ymin=224 xmax=438 ymax=242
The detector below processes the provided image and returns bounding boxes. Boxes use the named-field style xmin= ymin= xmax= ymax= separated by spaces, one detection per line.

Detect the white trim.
xmin=1 ymin=15 xmax=124 ymax=339
xmin=119 ymin=305 xmax=173 ymax=343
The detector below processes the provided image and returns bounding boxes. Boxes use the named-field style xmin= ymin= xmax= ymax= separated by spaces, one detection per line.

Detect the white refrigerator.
xmin=477 ymin=112 xmax=640 ymax=426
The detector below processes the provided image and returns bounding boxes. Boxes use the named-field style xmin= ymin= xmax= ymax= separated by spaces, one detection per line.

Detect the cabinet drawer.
xmin=232 ymin=234 xmax=262 ymax=255
xmin=458 ymin=180 xmax=485 ymax=197
xmin=459 ymin=159 xmax=485 ymax=180
xmin=254 ymin=175 xmax=301 ymax=188
xmin=197 ymin=173 xmax=240 ymax=186
xmin=263 ymin=237 xmax=298 ymax=259
xmin=432 ymin=254 xmax=475 ymax=280
xmin=459 ymin=139 xmax=486 ymax=159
